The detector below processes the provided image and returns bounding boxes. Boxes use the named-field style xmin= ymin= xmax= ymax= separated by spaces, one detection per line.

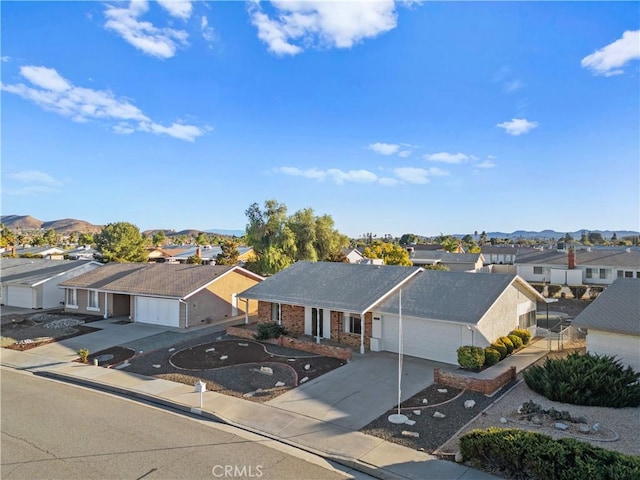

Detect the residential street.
xmin=0 ymin=369 xmax=363 ymax=480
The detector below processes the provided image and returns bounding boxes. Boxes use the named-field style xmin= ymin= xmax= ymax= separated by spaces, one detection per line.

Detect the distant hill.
xmin=205 ymin=228 xmax=245 ymax=237
xmin=1 ymin=215 xmax=42 ymax=230
xmin=453 ymin=229 xmax=640 ymax=240
xmin=41 ymin=218 xmax=102 ymax=234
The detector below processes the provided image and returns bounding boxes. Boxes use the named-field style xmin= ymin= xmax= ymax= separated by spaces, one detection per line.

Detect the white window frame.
xmin=271 ymin=303 xmax=280 ymax=323
xmin=67 ymin=288 xmax=78 ymax=309
xmin=533 ymin=266 xmax=543 ymax=275
xmin=87 ymin=290 xmax=100 ymax=311
xmin=344 ymin=313 xmax=362 ymax=335
xmin=518 ymin=310 xmax=536 ymax=329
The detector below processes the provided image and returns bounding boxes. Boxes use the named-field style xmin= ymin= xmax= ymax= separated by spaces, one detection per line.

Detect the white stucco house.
xmin=0 ymin=258 xmax=102 ymax=309
xmin=572 ymin=278 xmax=640 ymax=372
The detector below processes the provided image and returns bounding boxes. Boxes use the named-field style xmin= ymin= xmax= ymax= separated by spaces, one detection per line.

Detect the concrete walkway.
xmin=1 ymin=347 xmax=500 ymax=480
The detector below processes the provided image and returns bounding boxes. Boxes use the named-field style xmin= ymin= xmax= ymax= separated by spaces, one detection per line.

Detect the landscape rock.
xmin=579 ymin=425 xmax=591 ymax=434
xmin=433 ymin=411 xmax=446 ymax=419
xmin=437 ymin=388 xmax=448 ymax=393
xmin=220 ymin=355 xmax=228 ymax=360
xmin=168 ymin=348 xmax=175 ymax=352
xmin=206 ymin=348 xmax=216 ymax=353
xmin=555 ymin=422 xmax=569 ymax=431
xmin=404 ymin=419 xmax=416 ymax=426
xmin=152 ymin=364 xmax=161 ymax=368
xmin=454 ymin=452 xmax=464 ymax=463
xmin=275 ymin=381 xmax=285 ymax=387
xmin=401 ymin=431 xmax=420 ymax=438
xmin=300 ymin=376 xmax=309 ymax=383
xmin=592 ymin=423 xmax=601 ymax=432
xmin=464 ymin=400 xmax=476 ymax=409
xmin=259 ymin=366 xmax=273 ymax=375
xmin=422 ymin=399 xmax=429 ymax=405
xmin=576 ymin=416 xmax=589 ymax=424
xmin=413 ymin=410 xmax=421 ymax=416
xmin=238 ymin=343 xmax=248 ymax=347
xmin=500 ymin=417 xmax=508 ymax=424
xmin=304 ymin=364 xmax=311 ymax=370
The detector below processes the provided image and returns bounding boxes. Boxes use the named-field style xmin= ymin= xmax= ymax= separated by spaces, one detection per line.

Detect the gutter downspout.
xmin=360 ymin=311 xmax=366 ymax=354
xmin=103 ymin=291 xmax=108 ymax=319
xmin=179 ymin=299 xmax=188 ymax=329
xmin=244 ymin=299 xmax=249 ymax=324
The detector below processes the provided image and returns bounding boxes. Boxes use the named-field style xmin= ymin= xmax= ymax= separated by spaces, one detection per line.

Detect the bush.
xmin=254 ymin=322 xmax=288 ymax=341
xmin=491 ymin=342 xmax=507 ymax=359
xmin=484 ymin=347 xmax=501 ymax=366
xmin=510 ymin=328 xmax=532 ymax=345
xmin=523 ymin=352 xmax=640 ymax=407
xmin=498 ymin=336 xmax=514 ymax=355
xmin=78 ymin=348 xmax=89 ymax=363
xmin=508 ymin=334 xmax=523 ymax=350
xmin=460 ymin=427 xmax=640 ymax=480
xmin=457 ymin=345 xmax=485 ymax=371
xmin=570 ymin=286 xmax=587 ymax=299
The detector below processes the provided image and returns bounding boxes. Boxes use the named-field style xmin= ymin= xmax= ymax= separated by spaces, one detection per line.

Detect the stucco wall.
xmin=207 ymin=270 xmax=260 ymax=315
xmin=477 ymin=283 xmax=536 ymax=347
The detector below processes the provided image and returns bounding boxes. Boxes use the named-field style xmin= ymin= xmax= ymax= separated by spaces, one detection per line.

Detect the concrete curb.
xmin=35 ymin=370 xmax=414 ymax=480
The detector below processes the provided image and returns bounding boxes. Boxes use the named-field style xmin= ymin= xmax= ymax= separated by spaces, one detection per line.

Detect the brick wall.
xmin=433 ymin=366 xmax=517 ymax=395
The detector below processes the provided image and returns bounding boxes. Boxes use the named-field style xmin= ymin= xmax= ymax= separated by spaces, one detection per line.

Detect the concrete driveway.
xmin=266 ymin=351 xmax=451 ymax=430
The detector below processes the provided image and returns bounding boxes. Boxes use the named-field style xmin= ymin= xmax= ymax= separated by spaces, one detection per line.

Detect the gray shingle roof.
xmin=60 ymin=263 xmax=240 ymax=298
xmin=409 ymin=251 xmax=483 ymax=264
xmin=238 ymin=261 xmax=422 ymax=313
xmin=1 ymin=258 xmax=98 ymax=286
xmin=572 ymin=278 xmax=640 ymax=336
xmin=516 ymin=248 xmax=640 ymax=268
xmin=376 ymin=270 xmax=519 ymax=324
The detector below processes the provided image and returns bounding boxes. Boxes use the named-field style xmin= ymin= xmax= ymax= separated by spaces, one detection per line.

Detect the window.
xmin=345 ymin=313 xmax=362 ymax=335
xmin=599 ymin=269 xmax=607 ymax=279
xmin=617 ymin=270 xmax=624 ymax=278
xmin=585 ymin=268 xmax=594 ymax=279
xmin=518 ymin=311 xmax=536 ymax=329
xmin=533 ymin=266 xmax=543 ymax=275
xmin=66 ymin=289 xmax=78 ymax=308
xmin=271 ymin=303 xmax=280 ymax=322
xmin=88 ymin=290 xmax=99 ymax=310
xmin=625 ymin=271 xmax=633 ymax=278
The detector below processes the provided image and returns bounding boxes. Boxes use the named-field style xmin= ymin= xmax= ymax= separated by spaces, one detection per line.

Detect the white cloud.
xmin=276 ymin=167 xmax=328 ymax=180
xmin=581 ymin=30 xmax=640 ymax=77
xmin=157 ymin=0 xmax=192 ymax=20
xmin=327 ymin=168 xmax=378 ymax=185
xmin=476 ymin=160 xmax=496 ymax=169
xmin=249 ymin=0 xmax=397 ymax=56
xmin=8 ymin=170 xmax=63 ymax=186
xmin=378 ymin=177 xmax=401 ymax=186
xmin=425 ymin=152 xmax=470 ymax=164
xmin=393 ymin=167 xmax=430 ymax=184
xmin=1 ymin=65 xmax=204 ymax=142
xmin=496 ymin=118 xmax=538 ymax=136
xmin=505 ymin=79 xmax=524 ymax=92
xmin=427 ymin=167 xmax=449 ymax=176
xmin=201 ymin=16 xmax=215 ymax=42
xmin=104 ymin=0 xmax=189 ymax=59
xmin=368 ymin=142 xmax=400 ymax=155
xmin=397 ymin=150 xmax=412 ymax=158
xmin=1 ymin=56 xmax=10 ymax=62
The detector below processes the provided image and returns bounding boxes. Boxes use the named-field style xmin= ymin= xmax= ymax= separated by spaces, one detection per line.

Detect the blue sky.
xmin=2 ymin=1 xmax=639 ymax=238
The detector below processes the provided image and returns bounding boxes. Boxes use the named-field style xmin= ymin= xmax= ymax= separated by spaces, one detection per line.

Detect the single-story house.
xmin=572 ymin=278 xmax=640 ymax=372
xmin=59 ymin=263 xmax=264 ymax=328
xmin=342 ymin=248 xmax=383 ymax=265
xmin=408 ymin=251 xmax=485 ymax=272
xmin=148 ymin=245 xmax=255 ymax=265
xmin=515 ymin=247 xmax=640 ymax=286
xmin=3 ymin=246 xmax=66 ymax=260
xmin=64 ymin=245 xmax=99 ymax=261
xmin=238 ymin=261 xmax=544 ymax=364
xmin=0 ymin=258 xmax=102 ymax=309
xmin=481 ymin=246 xmax=524 ymax=265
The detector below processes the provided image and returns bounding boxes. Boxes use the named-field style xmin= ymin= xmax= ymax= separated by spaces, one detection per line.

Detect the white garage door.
xmin=7 ymin=285 xmax=34 ymax=309
xmin=135 ymin=297 xmax=180 ymax=327
xmin=382 ymin=314 xmax=459 ymax=365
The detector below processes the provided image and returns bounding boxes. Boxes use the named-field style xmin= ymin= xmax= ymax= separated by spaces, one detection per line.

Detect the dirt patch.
xmin=123 ymin=337 xmax=346 ymax=402
xmin=361 ymin=383 xmax=503 ymax=453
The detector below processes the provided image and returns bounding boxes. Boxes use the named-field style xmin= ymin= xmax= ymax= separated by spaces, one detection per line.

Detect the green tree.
xmin=314 ymin=214 xmax=349 ymax=261
xmin=0 ymin=224 xmax=15 ymax=247
xmin=440 ymin=236 xmax=460 ymax=253
xmin=288 ymin=208 xmax=317 ymax=261
xmin=152 ymin=231 xmax=167 ymax=247
xmin=95 ymin=222 xmax=147 ymax=263
xmin=479 ymin=230 xmax=488 ymax=245
xmin=216 ymin=239 xmax=240 ymax=265
xmin=78 ymin=232 xmax=94 ymax=246
xmin=587 ymin=231 xmax=604 ymax=245
xmin=399 ymin=233 xmax=419 ymax=245
xmin=363 ymin=242 xmax=412 ymax=266
xmin=186 ymin=255 xmax=203 ymax=264
xmin=44 ymin=228 xmax=57 ymax=246
xmin=423 ymin=264 xmax=450 ymax=271
xmin=31 ymin=235 xmax=46 ymax=246
xmin=326 ymin=250 xmax=349 ymax=262
xmin=195 ymin=232 xmax=209 ymax=246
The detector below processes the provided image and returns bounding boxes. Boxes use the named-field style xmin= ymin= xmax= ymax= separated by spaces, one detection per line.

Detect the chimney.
xmin=568 ymin=248 xmax=576 ymax=270
xmin=196 ymin=246 xmax=202 ymax=259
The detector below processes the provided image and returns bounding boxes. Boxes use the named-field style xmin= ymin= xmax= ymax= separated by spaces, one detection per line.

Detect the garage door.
xmin=7 ymin=285 xmax=34 ymax=309
xmin=135 ymin=297 xmax=180 ymax=327
xmin=382 ymin=314 xmax=459 ymax=364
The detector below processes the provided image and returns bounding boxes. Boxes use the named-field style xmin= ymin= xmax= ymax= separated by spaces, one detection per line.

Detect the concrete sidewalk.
xmin=1 ymin=348 xmax=499 ymax=480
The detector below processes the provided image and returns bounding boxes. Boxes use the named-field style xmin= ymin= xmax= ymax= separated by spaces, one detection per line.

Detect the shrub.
xmin=457 ymin=345 xmax=485 ymax=371
xmin=510 ymin=328 xmax=532 ymax=345
xmin=491 ymin=342 xmax=507 ymax=359
xmin=523 ymin=352 xmax=640 ymax=407
xmin=78 ymin=348 xmax=89 ymax=363
xmin=570 ymin=286 xmax=587 ymax=299
xmin=547 ymin=285 xmax=562 ymax=297
xmin=508 ymin=334 xmax=523 ymax=350
xmin=484 ymin=347 xmax=501 ymax=367
xmin=459 ymin=427 xmax=640 ymax=480
xmin=254 ymin=322 xmax=288 ymax=341
xmin=498 ymin=336 xmax=514 ymax=355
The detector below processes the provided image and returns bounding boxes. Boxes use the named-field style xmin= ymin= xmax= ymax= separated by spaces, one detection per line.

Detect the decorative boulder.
xmin=437 ymin=388 xmax=448 ymax=393
xmin=464 ymin=400 xmax=476 ymax=409
xmin=500 ymin=417 xmax=508 ymax=424
xmin=433 ymin=411 xmax=446 ymax=419
xmin=579 ymin=425 xmax=591 ymax=434
xmin=422 ymin=399 xmax=429 ymax=405
xmin=404 ymin=419 xmax=416 ymax=426
xmin=401 ymin=431 xmax=419 ymax=438
xmin=413 ymin=410 xmax=421 ymax=416
xmin=275 ymin=381 xmax=285 ymax=387
xmin=454 ymin=452 xmax=464 ymax=463
xmin=555 ymin=423 xmax=569 ymax=431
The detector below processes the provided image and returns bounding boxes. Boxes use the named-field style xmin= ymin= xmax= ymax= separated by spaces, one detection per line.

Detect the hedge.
xmin=498 ymin=336 xmax=514 ymax=355
xmin=510 ymin=328 xmax=532 ymax=345
xmin=457 ymin=345 xmax=485 ymax=371
xmin=483 ymin=347 xmax=501 ymax=366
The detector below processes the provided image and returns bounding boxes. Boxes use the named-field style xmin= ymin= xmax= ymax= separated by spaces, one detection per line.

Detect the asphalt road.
xmin=1 ymin=369 xmax=364 ymax=480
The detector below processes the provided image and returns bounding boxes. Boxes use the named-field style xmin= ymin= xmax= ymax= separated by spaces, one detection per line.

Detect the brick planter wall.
xmin=226 ymin=324 xmax=352 ymax=361
xmin=433 ymin=366 xmax=517 ymax=396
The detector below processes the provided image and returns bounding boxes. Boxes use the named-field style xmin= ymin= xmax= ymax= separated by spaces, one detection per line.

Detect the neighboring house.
xmin=0 ymin=258 xmax=102 ymax=309
xmin=408 ymin=251 xmax=485 ymax=272
xmin=238 ymin=261 xmax=543 ymax=364
xmin=4 ymin=246 xmax=66 ymax=260
xmin=341 ymin=248 xmax=384 ymax=265
xmin=64 ymin=245 xmax=98 ymax=261
xmin=481 ymin=246 xmax=524 ymax=265
xmin=147 ymin=245 xmax=191 ymax=262
xmin=572 ymin=278 xmax=640 ymax=372
xmin=170 ymin=245 xmax=255 ymax=265
xmin=59 ymin=263 xmax=263 ymax=328
xmin=515 ymin=247 xmax=640 ymax=286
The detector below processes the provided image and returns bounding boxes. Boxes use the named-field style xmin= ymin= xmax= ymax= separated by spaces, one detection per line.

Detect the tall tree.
xmin=216 ymin=239 xmax=240 ymax=265
xmin=152 ymin=231 xmax=167 ymax=247
xmin=0 ymin=224 xmax=15 ymax=247
xmin=44 ymin=228 xmax=57 ymax=246
xmin=480 ymin=230 xmax=488 ymax=245
xmin=95 ymin=222 xmax=147 ymax=263
xmin=288 ymin=208 xmax=317 ymax=261
xmin=314 ymin=214 xmax=349 ymax=261
xmin=78 ymin=232 xmax=94 ymax=246
xmin=363 ymin=242 xmax=412 ymax=266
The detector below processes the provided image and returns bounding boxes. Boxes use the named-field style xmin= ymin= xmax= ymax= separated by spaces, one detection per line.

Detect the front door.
xmin=312 ymin=308 xmax=323 ymax=338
